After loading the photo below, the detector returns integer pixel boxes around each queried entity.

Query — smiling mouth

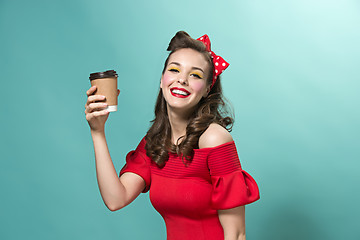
[170,88,191,98]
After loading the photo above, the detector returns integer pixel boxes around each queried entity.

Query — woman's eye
[169,68,179,72]
[191,73,202,79]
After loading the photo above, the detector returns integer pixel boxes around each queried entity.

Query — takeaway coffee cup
[89,70,118,112]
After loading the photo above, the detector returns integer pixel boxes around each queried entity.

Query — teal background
[1,0,359,239]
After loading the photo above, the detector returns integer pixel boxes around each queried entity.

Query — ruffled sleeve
[207,141,260,209]
[119,137,151,193]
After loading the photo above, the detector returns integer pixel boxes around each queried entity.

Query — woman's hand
[84,86,119,133]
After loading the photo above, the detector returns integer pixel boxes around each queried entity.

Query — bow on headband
[196,34,229,88]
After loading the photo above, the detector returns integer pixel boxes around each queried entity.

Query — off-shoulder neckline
[193,140,235,152]
[140,137,235,152]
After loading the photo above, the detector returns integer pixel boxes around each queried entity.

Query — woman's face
[160,48,211,114]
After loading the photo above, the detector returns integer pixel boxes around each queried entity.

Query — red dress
[120,137,260,240]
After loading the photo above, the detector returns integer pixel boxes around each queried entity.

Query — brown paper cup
[89,70,118,112]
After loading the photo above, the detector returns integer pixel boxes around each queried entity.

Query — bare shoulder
[199,123,233,149]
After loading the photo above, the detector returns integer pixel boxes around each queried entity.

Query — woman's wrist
[90,129,105,137]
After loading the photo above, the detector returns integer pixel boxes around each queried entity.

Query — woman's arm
[218,206,246,240]
[199,123,246,239]
[91,131,145,211]
[85,86,145,211]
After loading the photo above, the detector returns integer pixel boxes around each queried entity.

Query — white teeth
[172,89,189,96]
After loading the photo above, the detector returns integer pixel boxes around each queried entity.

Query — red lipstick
[170,87,191,98]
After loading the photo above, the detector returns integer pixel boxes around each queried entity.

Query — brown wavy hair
[145,31,234,166]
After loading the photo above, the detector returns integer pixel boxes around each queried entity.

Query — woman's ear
[203,85,211,98]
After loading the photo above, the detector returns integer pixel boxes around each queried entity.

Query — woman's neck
[167,107,192,145]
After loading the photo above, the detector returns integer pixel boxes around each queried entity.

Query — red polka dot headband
[197,34,229,88]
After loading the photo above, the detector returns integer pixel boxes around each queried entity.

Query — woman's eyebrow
[192,67,204,73]
[168,62,180,67]
[168,62,204,73]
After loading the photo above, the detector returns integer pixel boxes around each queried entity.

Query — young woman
[85,31,260,240]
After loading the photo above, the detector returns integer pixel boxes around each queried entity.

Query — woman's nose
[178,75,188,85]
